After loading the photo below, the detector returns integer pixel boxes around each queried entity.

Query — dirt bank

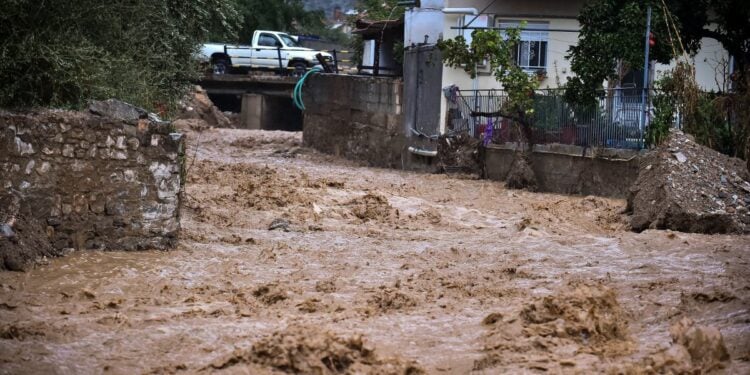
[0,197,60,271]
[628,130,750,234]
[0,128,748,373]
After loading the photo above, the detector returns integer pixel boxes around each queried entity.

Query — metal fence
[446,88,650,149]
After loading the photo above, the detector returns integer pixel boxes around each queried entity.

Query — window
[278,34,300,48]
[258,34,281,47]
[498,21,549,71]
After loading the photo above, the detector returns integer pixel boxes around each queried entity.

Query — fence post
[639,6,652,149]
[277,47,284,76]
[332,50,339,73]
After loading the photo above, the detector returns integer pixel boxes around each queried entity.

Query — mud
[505,152,537,191]
[0,128,748,374]
[209,324,424,374]
[628,129,750,234]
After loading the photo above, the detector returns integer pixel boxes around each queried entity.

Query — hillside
[303,0,357,18]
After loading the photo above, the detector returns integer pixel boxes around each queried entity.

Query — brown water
[1,129,748,374]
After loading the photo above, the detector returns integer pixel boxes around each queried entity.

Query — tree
[0,0,238,111]
[567,0,750,158]
[349,0,405,66]
[230,0,331,43]
[438,27,539,143]
[438,27,541,189]
[566,0,750,104]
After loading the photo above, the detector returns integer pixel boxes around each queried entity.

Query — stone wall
[484,143,642,198]
[0,108,183,252]
[302,74,406,168]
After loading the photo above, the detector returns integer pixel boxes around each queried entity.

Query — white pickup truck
[200,30,333,74]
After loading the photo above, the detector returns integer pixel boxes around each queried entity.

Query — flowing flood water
[1,129,748,374]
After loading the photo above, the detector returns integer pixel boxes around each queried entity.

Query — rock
[268,218,290,232]
[673,151,687,163]
[3,255,24,271]
[89,99,148,122]
[0,224,15,239]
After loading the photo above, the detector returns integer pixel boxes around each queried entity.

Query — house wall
[0,109,183,251]
[654,37,731,92]
[438,12,581,133]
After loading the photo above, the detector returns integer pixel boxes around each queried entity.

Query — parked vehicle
[200,30,333,74]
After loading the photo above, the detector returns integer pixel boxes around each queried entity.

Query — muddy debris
[367,287,417,313]
[625,318,731,374]
[176,85,231,128]
[505,153,537,191]
[628,129,750,233]
[474,283,632,372]
[0,197,59,271]
[268,218,291,232]
[437,132,481,175]
[209,324,424,374]
[346,193,398,222]
[252,283,290,305]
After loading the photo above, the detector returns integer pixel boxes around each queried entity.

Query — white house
[404,0,732,134]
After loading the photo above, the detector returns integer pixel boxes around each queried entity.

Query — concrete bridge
[196,74,302,131]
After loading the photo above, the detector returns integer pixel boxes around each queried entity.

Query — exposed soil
[0,128,748,374]
[505,152,538,191]
[0,196,60,271]
[176,86,232,128]
[437,133,481,175]
[628,129,750,233]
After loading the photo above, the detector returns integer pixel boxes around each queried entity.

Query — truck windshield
[279,34,301,48]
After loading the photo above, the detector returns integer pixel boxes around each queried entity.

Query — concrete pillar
[240,94,264,130]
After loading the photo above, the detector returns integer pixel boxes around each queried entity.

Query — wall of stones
[302,74,406,168]
[0,109,183,251]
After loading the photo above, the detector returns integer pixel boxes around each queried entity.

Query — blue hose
[293,67,322,111]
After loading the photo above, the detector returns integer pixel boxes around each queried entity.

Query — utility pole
[640,5,652,148]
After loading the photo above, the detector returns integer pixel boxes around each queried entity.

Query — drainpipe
[408,146,438,157]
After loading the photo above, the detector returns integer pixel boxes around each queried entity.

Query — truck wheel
[213,59,228,75]
[292,62,307,77]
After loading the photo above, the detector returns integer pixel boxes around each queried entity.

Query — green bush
[0,0,238,112]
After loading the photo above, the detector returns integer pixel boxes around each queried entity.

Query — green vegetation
[568,0,749,157]
[438,26,540,143]
[0,0,238,112]
[566,0,750,103]
[230,0,348,45]
[0,0,347,112]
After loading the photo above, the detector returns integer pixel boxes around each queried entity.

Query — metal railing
[447,88,651,149]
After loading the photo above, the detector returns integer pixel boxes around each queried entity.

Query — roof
[352,18,405,36]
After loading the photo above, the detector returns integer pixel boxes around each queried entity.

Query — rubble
[436,132,481,175]
[628,129,750,233]
[175,86,231,128]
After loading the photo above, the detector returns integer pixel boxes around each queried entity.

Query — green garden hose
[293,67,322,111]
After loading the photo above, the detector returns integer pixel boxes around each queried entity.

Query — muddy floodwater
[1,129,748,374]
